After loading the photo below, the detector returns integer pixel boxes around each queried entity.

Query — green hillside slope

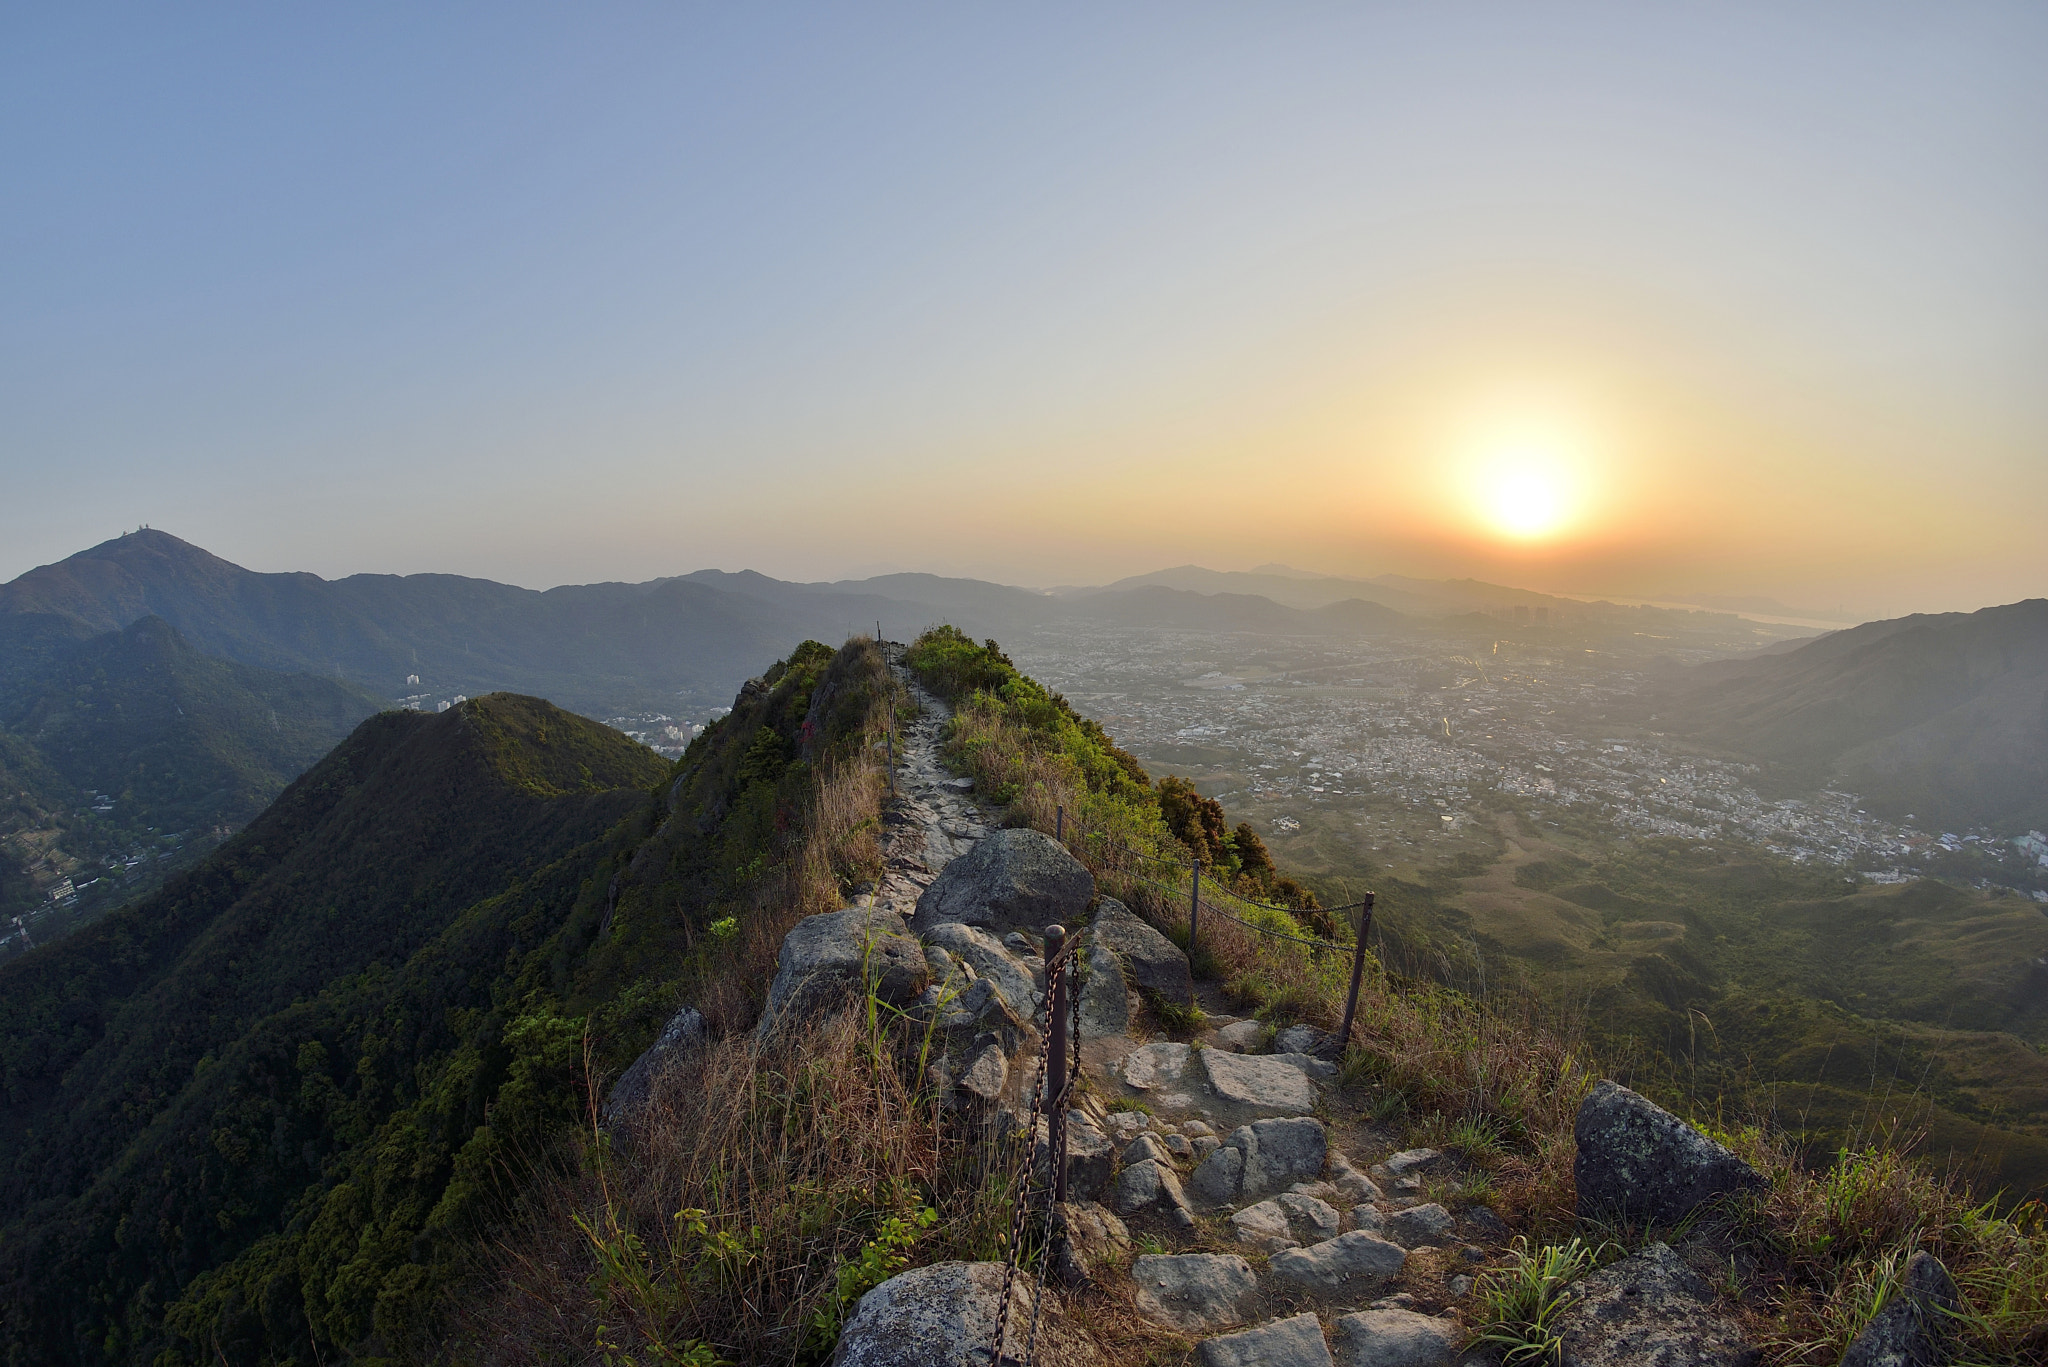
[0,636,889,1367]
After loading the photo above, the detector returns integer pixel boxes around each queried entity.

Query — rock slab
[1267,1231,1408,1297]
[1130,1253,1261,1333]
[909,828,1094,934]
[1201,1048,1319,1116]
[1331,1308,1463,1367]
[1555,1242,1758,1367]
[1197,1313,1336,1367]
[1573,1080,1766,1225]
[834,1260,1102,1366]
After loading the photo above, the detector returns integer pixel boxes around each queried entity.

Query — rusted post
[1056,805,1064,844]
[1338,893,1377,1049]
[1044,924,1070,1204]
[1187,859,1202,1006]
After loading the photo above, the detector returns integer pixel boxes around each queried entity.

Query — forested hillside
[0,616,382,940]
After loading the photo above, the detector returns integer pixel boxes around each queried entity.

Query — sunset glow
[1477,449,1576,542]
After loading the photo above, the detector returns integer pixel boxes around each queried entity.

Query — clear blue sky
[3,3,2043,615]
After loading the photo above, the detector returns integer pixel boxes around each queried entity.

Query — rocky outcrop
[1555,1242,1758,1367]
[921,921,1042,1018]
[1573,1081,1765,1225]
[1090,898,1192,1002]
[603,1004,704,1125]
[832,1260,1102,1366]
[760,907,929,1035]
[908,828,1094,934]
[1840,1250,1958,1367]
[1197,1313,1336,1367]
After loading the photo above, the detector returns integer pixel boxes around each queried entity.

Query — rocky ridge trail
[617,647,1953,1366]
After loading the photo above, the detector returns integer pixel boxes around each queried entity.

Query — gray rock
[1003,930,1038,956]
[1276,1023,1342,1058]
[1573,1080,1766,1226]
[833,1260,1103,1366]
[760,909,929,1035]
[1130,1253,1261,1333]
[1123,1133,1175,1168]
[1216,1019,1267,1051]
[1268,1231,1409,1296]
[1112,1158,1195,1226]
[1377,1149,1444,1179]
[1198,1313,1336,1367]
[956,1041,1008,1103]
[603,1004,705,1125]
[1050,1201,1130,1288]
[1077,942,1131,1039]
[1202,1049,1319,1115]
[1277,1192,1343,1242]
[1193,1134,1222,1160]
[1190,1145,1246,1206]
[1230,1199,1300,1250]
[921,922,1042,1018]
[1037,1110,1114,1201]
[1328,1152,1383,1205]
[933,976,1039,1061]
[1181,1119,1216,1139]
[1164,1133,1194,1160]
[940,776,975,792]
[1332,1307,1463,1367]
[1350,1205,1387,1234]
[909,828,1094,934]
[1447,1274,1473,1298]
[1237,1117,1330,1199]
[1555,1242,1758,1367]
[1840,1250,1958,1367]
[1384,1203,1456,1248]
[1120,1041,1192,1090]
[1091,897,1193,1002]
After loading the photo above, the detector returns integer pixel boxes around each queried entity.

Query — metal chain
[1020,932,1087,1365]
[989,932,1066,1366]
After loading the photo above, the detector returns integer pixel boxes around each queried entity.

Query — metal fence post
[1044,925,1069,1205]
[1338,892,1377,1049]
[1056,805,1064,844]
[1186,860,1202,1006]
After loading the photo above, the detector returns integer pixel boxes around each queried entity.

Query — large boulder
[833,1260,1102,1366]
[1077,943,1130,1039]
[760,908,929,1036]
[602,1004,705,1126]
[1555,1242,1757,1367]
[1840,1250,1957,1367]
[1573,1080,1765,1225]
[1090,898,1193,1002]
[909,828,1094,934]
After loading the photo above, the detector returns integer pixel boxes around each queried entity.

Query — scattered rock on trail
[1131,1252,1262,1333]
[1197,1313,1336,1367]
[1267,1230,1409,1297]
[1238,1117,1329,1200]
[1275,1023,1341,1058]
[1036,1111,1114,1202]
[1050,1201,1131,1288]
[1090,897,1193,1002]
[1555,1242,1758,1367]
[1120,1041,1192,1090]
[1331,1307,1463,1367]
[603,1004,704,1125]
[1840,1250,1957,1367]
[1200,1049,1319,1115]
[1112,1158,1196,1226]
[1232,1194,1340,1250]
[759,908,928,1036]
[1573,1080,1766,1225]
[921,921,1042,1017]
[1216,1019,1266,1051]
[908,828,1094,935]
[1383,1203,1456,1248]
[834,1260,1102,1367]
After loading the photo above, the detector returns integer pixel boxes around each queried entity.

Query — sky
[2,3,2043,618]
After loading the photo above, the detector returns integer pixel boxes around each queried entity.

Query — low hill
[0,618,383,942]
[1645,598,2048,828]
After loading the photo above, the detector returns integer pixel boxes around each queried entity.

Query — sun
[1478,448,1574,540]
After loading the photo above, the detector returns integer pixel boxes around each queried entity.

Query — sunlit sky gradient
[3,4,2043,618]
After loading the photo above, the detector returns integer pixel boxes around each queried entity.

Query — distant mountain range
[1646,598,2048,830]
